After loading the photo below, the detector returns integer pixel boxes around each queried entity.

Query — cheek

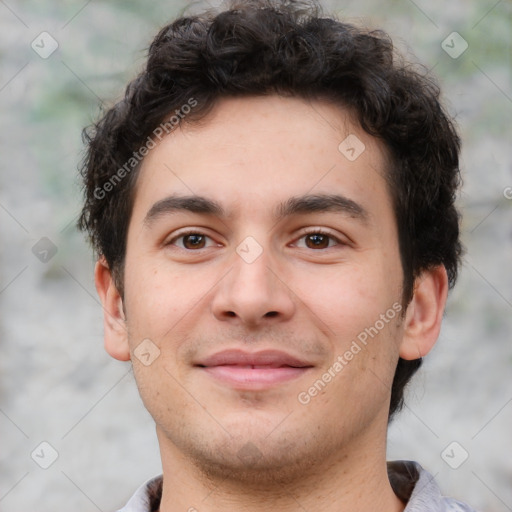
[293,260,403,391]
[122,257,220,351]
[293,262,389,338]
[123,260,181,338]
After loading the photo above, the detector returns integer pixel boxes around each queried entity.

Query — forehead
[131,95,391,222]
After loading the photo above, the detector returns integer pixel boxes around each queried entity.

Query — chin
[189,441,319,488]
[169,420,337,488]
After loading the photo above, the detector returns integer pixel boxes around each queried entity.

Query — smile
[200,365,312,388]
[195,349,314,389]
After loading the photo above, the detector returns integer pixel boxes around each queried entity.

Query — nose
[211,240,296,327]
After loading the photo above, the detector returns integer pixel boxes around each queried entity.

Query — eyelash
[166,228,344,250]
[167,230,219,250]
[293,228,343,249]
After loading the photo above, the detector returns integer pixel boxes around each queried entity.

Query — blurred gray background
[0,0,511,510]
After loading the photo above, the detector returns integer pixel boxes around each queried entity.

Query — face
[111,95,410,482]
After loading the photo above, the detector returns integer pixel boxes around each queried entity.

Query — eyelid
[292,228,347,248]
[164,229,220,249]
[163,227,348,250]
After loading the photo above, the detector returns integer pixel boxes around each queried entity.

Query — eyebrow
[143,193,369,227]
[144,195,225,226]
[275,194,369,224]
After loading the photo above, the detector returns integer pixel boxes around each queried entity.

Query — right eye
[166,231,217,250]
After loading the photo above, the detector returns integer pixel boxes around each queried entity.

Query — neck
[156,425,405,512]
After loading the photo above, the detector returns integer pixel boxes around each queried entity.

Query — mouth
[195,349,314,389]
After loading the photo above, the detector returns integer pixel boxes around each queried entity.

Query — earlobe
[399,266,449,360]
[94,257,131,361]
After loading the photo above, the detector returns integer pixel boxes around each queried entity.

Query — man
[78,0,476,510]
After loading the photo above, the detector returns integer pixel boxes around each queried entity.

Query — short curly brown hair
[78,0,462,420]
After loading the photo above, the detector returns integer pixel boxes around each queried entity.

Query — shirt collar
[116,460,476,512]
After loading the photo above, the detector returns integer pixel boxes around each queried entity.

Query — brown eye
[167,231,215,250]
[182,234,206,249]
[305,233,331,249]
[294,229,343,250]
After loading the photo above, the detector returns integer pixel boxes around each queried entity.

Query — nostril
[265,311,278,318]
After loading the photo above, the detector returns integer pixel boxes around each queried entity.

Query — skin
[95,95,448,511]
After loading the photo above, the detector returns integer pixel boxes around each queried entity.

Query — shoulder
[115,475,163,512]
[388,460,480,512]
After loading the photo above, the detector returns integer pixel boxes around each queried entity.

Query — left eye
[170,232,216,250]
[295,231,341,249]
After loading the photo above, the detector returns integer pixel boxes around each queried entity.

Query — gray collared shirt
[116,460,478,512]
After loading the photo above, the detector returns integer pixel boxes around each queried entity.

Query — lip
[197,349,313,368]
[195,349,314,389]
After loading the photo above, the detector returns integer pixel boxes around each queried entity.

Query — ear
[94,257,131,361]
[399,265,449,360]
